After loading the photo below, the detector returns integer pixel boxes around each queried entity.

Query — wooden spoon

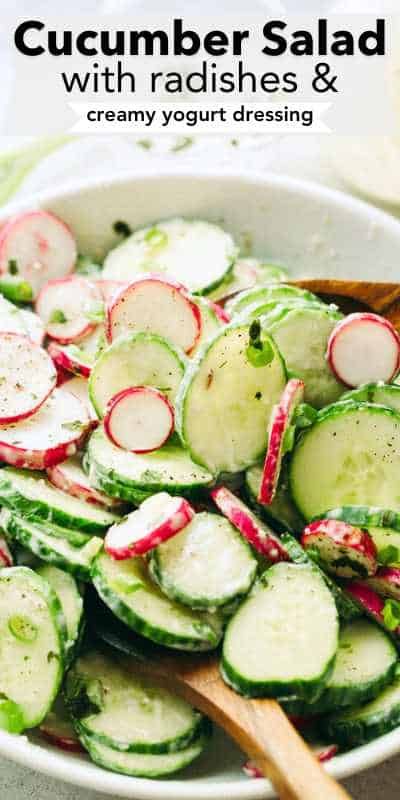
[292,278,400,328]
[128,648,351,800]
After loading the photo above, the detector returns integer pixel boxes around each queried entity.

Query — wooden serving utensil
[292,278,400,328]
[128,649,352,800]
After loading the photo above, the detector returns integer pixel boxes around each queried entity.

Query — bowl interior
[2,170,400,800]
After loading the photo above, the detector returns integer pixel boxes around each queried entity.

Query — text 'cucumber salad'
[0,208,400,779]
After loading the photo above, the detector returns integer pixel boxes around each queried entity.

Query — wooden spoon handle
[292,278,400,330]
[129,655,352,800]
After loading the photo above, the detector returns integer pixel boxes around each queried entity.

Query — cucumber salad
[1,209,400,780]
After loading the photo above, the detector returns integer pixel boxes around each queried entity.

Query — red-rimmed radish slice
[36,276,103,344]
[0,387,90,470]
[105,492,195,559]
[63,376,98,422]
[258,379,305,506]
[366,567,400,601]
[0,211,77,297]
[47,455,121,511]
[0,535,13,568]
[301,519,378,579]
[104,386,174,454]
[96,279,127,303]
[345,581,400,636]
[0,333,57,424]
[211,486,288,562]
[327,313,400,388]
[210,302,230,324]
[107,275,202,353]
[40,697,84,754]
[20,308,45,346]
[48,341,91,379]
[243,742,338,778]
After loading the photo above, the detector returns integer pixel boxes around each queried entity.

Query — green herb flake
[137,139,153,150]
[246,320,274,368]
[378,545,400,567]
[85,301,105,324]
[171,136,194,153]
[62,420,84,432]
[383,599,400,631]
[49,309,68,325]
[113,220,132,238]
[8,614,38,643]
[8,260,18,275]
[144,227,168,249]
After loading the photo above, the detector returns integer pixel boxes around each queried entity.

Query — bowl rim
[2,167,400,798]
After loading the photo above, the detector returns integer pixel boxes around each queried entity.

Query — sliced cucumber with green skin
[244,463,304,535]
[89,332,186,419]
[86,426,214,498]
[226,284,323,318]
[208,260,288,303]
[282,619,398,716]
[0,567,65,729]
[221,562,339,700]
[149,512,257,610]
[65,648,205,754]
[237,298,325,324]
[85,465,152,507]
[321,674,400,747]
[264,305,344,409]
[36,564,84,662]
[86,589,165,662]
[280,533,361,623]
[320,506,400,535]
[92,550,223,652]
[191,297,222,357]
[176,323,287,475]
[290,402,400,522]
[0,468,118,535]
[341,382,400,413]
[1,509,103,581]
[102,218,237,296]
[79,727,210,778]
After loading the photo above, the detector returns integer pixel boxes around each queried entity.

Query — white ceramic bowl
[1,169,400,799]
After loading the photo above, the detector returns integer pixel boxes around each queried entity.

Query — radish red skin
[104,386,175,454]
[211,486,288,562]
[301,519,378,578]
[259,379,305,506]
[47,460,120,510]
[0,537,13,568]
[40,729,84,753]
[105,496,195,559]
[366,567,400,602]
[106,275,202,353]
[48,341,92,379]
[210,302,230,324]
[345,581,400,636]
[0,332,57,425]
[326,313,400,388]
[36,276,102,345]
[0,429,89,470]
[243,742,338,777]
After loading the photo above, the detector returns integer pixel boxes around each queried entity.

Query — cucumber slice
[238,298,325,324]
[79,728,210,777]
[102,218,237,296]
[86,589,164,662]
[244,463,304,534]
[282,619,398,716]
[191,297,222,357]
[65,648,204,754]
[85,465,152,507]
[0,468,118,535]
[89,332,186,419]
[226,284,323,318]
[322,674,400,747]
[176,323,287,474]
[221,562,338,700]
[1,509,102,581]
[280,532,361,623]
[290,403,400,521]
[0,567,65,729]
[149,512,257,610]
[341,382,400,413]
[92,550,223,652]
[36,564,84,661]
[86,426,213,498]
[320,506,400,535]
[264,305,345,408]
[40,693,83,753]
[208,259,287,303]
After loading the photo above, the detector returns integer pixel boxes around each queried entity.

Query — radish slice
[47,454,122,510]
[210,302,230,324]
[258,379,305,506]
[105,492,195,559]
[48,326,105,379]
[0,535,13,568]
[107,275,202,354]
[63,376,98,422]
[36,276,103,344]
[301,519,378,579]
[40,697,84,754]
[104,386,174,454]
[0,211,77,297]
[0,333,56,424]
[243,742,337,778]
[345,581,400,636]
[0,295,26,336]
[327,313,400,388]
[0,387,90,469]
[211,486,288,562]
[20,308,45,346]
[366,567,400,601]
[96,279,127,304]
